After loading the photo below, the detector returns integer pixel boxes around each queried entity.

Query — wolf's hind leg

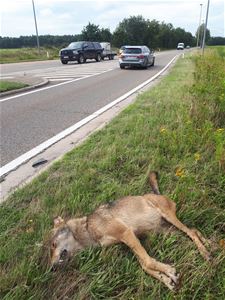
[107,220,180,290]
[159,210,211,261]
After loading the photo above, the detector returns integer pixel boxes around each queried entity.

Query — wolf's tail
[149,171,160,195]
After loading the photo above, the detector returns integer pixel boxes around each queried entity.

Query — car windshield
[124,48,142,54]
[67,42,83,49]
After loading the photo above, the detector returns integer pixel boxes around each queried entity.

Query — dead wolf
[50,172,211,290]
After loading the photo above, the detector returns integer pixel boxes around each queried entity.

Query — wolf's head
[50,216,84,268]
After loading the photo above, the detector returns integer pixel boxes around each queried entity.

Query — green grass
[209,45,225,58]
[0,47,59,63]
[0,80,28,92]
[0,49,225,299]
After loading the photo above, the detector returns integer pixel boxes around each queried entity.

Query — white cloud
[0,0,224,37]
[40,8,54,17]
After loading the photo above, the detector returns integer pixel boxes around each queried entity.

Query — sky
[1,0,224,38]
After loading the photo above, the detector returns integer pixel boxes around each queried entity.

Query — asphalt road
[1,50,180,166]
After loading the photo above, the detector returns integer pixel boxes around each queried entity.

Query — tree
[173,28,195,47]
[81,22,101,41]
[208,36,225,46]
[196,24,211,47]
[145,19,160,49]
[100,28,112,42]
[157,22,175,49]
[112,15,148,47]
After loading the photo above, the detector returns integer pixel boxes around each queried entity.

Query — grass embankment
[0,47,59,64]
[0,81,28,93]
[1,49,225,299]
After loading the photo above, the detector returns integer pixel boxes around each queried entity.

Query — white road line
[43,75,89,79]
[2,66,117,78]
[43,73,100,77]
[35,72,99,76]
[0,55,178,177]
[36,69,111,74]
[35,72,109,78]
[0,76,14,79]
[0,69,113,103]
[48,78,75,81]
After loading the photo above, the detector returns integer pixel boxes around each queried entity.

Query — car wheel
[78,54,85,64]
[61,60,68,65]
[150,57,155,67]
[120,65,125,69]
[142,59,148,69]
[96,54,101,62]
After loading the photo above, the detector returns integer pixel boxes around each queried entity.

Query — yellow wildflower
[216,128,224,133]
[175,167,185,177]
[194,153,201,161]
[160,127,167,133]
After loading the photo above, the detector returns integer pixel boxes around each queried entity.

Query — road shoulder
[0,56,178,202]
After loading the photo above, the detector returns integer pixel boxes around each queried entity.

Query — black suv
[59,41,103,64]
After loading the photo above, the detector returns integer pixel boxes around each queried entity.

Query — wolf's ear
[53,216,65,228]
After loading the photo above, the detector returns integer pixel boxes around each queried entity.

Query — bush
[190,48,225,170]
[190,50,225,127]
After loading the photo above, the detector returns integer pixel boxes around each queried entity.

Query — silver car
[119,45,155,69]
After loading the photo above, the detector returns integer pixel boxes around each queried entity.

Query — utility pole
[202,0,210,54]
[196,3,203,47]
[200,19,204,48]
[32,0,40,54]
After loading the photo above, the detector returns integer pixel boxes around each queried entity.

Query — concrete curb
[0,78,49,97]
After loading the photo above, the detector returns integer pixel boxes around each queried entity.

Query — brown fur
[49,172,211,290]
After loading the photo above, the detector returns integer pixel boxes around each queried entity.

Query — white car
[177,43,184,50]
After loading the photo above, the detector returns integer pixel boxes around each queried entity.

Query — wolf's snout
[50,249,69,270]
[60,249,68,260]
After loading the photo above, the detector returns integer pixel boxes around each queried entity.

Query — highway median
[1,48,224,299]
[0,80,28,93]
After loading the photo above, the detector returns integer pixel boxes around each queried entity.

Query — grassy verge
[0,47,59,63]
[0,49,225,299]
[0,80,28,92]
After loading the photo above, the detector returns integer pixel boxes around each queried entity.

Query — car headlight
[73,50,78,54]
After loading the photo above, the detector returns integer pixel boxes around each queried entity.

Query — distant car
[186,45,190,49]
[119,45,155,69]
[177,43,184,50]
[59,41,103,64]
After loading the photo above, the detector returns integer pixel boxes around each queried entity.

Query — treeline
[0,15,222,50]
[208,36,225,46]
[0,35,82,49]
[112,16,195,49]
